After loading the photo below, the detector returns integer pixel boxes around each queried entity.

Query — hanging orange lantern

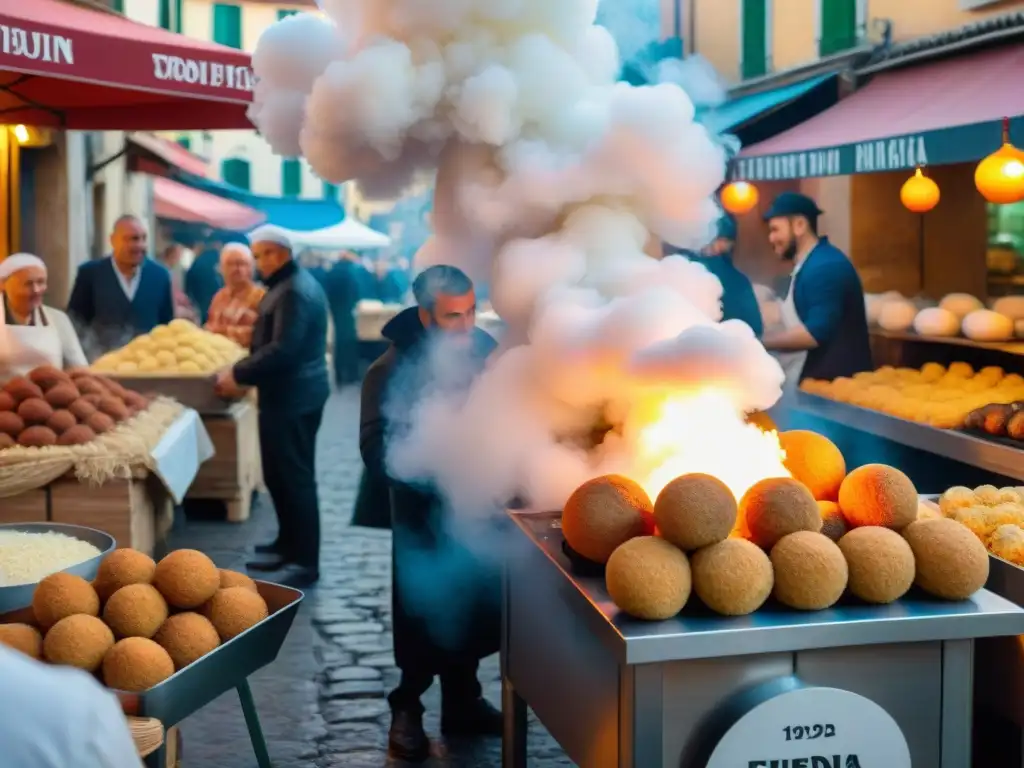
[900,168,940,213]
[720,181,759,214]
[975,117,1024,204]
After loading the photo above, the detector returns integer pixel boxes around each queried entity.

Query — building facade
[663,0,1020,85]
[117,0,340,201]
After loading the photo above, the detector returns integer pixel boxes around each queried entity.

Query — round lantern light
[975,117,1024,205]
[720,181,759,214]
[900,168,940,213]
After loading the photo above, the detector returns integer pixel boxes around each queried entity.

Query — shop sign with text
[732,134,930,181]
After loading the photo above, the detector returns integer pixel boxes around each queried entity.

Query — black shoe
[246,555,288,572]
[441,697,503,737]
[274,564,319,589]
[389,709,431,762]
[253,541,282,556]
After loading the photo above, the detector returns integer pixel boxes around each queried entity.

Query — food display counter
[774,391,1024,485]
[501,510,1024,768]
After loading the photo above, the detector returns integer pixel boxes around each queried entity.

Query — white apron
[774,257,809,390]
[1,307,64,380]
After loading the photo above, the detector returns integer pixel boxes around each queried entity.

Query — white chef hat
[221,242,253,261]
[247,224,293,252]
[0,253,46,282]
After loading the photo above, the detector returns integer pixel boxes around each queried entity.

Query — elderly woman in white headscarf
[0,253,87,379]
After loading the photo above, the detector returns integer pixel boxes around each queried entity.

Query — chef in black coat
[359,264,501,762]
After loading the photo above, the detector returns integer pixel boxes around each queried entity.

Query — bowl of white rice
[0,523,115,615]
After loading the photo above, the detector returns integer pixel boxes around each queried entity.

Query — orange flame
[629,389,789,502]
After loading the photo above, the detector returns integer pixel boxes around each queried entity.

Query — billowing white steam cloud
[250,2,785,513]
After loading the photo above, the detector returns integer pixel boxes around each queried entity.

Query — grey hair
[412,265,473,312]
[112,214,143,232]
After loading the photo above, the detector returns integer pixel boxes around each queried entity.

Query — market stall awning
[278,219,391,251]
[128,133,209,177]
[698,74,836,136]
[153,177,265,231]
[733,44,1024,182]
[0,0,253,130]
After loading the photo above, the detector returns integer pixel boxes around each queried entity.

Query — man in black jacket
[360,265,502,762]
[216,225,330,589]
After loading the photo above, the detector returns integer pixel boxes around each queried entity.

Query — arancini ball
[206,587,270,641]
[818,501,849,542]
[153,612,221,670]
[605,537,691,621]
[102,637,175,692]
[838,464,919,530]
[0,623,43,659]
[103,584,169,639]
[43,614,114,672]
[17,425,57,447]
[58,424,97,446]
[17,398,53,426]
[0,433,13,449]
[779,430,847,501]
[85,411,115,435]
[219,569,258,592]
[97,396,129,422]
[654,473,737,551]
[32,572,100,630]
[562,474,655,564]
[67,398,97,421]
[771,531,849,610]
[902,518,989,600]
[0,411,25,437]
[838,527,915,604]
[94,548,156,602]
[29,365,70,390]
[745,410,777,433]
[4,376,43,403]
[740,477,821,550]
[691,538,773,616]
[44,383,79,409]
[46,409,77,434]
[153,549,220,609]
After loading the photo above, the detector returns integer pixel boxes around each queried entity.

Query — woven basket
[128,715,164,758]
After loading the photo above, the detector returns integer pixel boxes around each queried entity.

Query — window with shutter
[177,136,191,151]
[741,0,768,80]
[173,0,183,32]
[819,0,858,56]
[282,159,302,197]
[277,9,298,21]
[110,0,123,11]
[159,0,171,30]
[212,4,243,49]
[222,158,251,191]
[323,181,339,199]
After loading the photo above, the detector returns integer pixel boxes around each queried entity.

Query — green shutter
[819,0,857,56]
[158,0,171,29]
[741,0,767,79]
[212,3,243,49]
[110,0,123,12]
[282,159,302,197]
[222,158,251,191]
[177,136,191,151]
[277,9,298,20]
[173,0,183,32]
[322,180,339,199]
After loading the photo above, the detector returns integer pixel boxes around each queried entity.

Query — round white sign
[706,686,911,768]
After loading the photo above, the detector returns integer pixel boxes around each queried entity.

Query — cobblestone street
[168,386,573,767]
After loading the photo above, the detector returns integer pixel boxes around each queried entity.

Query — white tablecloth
[148,408,214,503]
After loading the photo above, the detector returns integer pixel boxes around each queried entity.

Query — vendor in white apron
[760,193,872,389]
[0,253,88,382]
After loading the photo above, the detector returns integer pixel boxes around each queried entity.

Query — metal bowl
[0,522,116,615]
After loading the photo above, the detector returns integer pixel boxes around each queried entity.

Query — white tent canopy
[278,218,391,250]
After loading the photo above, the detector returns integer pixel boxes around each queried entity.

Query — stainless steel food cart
[502,511,1024,768]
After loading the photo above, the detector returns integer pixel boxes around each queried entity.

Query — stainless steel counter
[502,510,1024,768]
[775,391,1024,483]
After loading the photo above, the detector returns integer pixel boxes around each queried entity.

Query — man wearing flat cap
[216,224,330,588]
[760,192,872,387]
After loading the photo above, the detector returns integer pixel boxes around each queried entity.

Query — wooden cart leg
[502,674,527,768]
[237,680,273,768]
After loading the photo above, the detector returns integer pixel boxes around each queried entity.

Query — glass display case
[987,201,1024,297]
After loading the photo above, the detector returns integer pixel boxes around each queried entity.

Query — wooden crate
[49,473,167,556]
[0,488,49,525]
[186,400,260,522]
